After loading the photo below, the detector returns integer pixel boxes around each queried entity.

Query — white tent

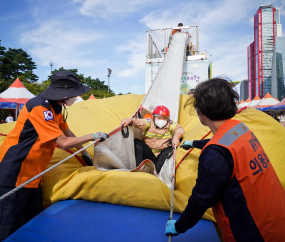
[0,78,35,119]
[248,96,261,107]
[255,93,279,107]
[238,100,245,108]
[243,98,251,107]
[0,78,35,104]
[74,96,84,103]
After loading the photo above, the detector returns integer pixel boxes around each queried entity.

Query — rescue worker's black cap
[40,71,90,100]
[188,89,195,95]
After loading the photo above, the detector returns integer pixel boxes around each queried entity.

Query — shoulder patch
[42,99,51,109]
[43,111,54,121]
[169,120,173,124]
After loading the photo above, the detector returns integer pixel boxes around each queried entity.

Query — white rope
[0,139,99,202]
[168,145,176,242]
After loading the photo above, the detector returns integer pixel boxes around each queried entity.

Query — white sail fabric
[93,33,188,188]
[142,33,188,122]
[93,126,137,171]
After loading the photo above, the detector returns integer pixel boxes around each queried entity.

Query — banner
[19,104,24,112]
[0,102,17,109]
[181,59,209,95]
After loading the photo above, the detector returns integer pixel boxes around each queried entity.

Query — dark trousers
[0,185,44,240]
[134,139,173,173]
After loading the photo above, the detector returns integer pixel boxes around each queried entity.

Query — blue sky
[0,0,285,94]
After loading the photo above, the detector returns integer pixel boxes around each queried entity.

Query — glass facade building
[240,80,248,101]
[247,42,255,99]
[271,37,285,100]
[253,5,279,98]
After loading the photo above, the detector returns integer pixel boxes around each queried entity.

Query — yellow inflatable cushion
[0,94,284,224]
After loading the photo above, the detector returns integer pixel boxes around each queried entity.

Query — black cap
[40,71,90,100]
[178,23,183,26]
[188,89,195,95]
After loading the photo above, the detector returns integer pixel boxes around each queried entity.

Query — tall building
[271,37,285,100]
[254,5,279,98]
[247,42,255,99]
[240,79,248,101]
[247,5,281,99]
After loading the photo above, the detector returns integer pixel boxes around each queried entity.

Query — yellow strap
[145,131,172,139]
[170,122,177,134]
[151,148,162,153]
[144,119,150,132]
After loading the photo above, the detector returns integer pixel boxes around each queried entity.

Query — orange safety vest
[201,119,285,242]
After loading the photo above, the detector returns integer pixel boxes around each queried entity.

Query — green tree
[49,67,115,99]
[3,48,38,82]
[0,41,38,92]
[18,75,50,96]
[0,40,9,92]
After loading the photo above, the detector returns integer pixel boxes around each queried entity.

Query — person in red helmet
[121,105,185,173]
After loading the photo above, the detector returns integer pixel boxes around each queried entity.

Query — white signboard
[181,60,209,94]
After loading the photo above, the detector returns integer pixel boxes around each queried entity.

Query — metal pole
[164,29,166,55]
[50,62,53,74]
[15,104,18,121]
[107,68,112,93]
[168,146,177,242]
[146,31,149,59]
[108,75,110,93]
[196,26,199,54]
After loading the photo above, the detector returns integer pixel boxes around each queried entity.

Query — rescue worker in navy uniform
[0,71,108,240]
[165,77,285,241]
[121,106,184,173]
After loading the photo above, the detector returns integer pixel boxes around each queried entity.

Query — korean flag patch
[43,111,54,121]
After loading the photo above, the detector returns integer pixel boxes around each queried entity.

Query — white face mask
[155,119,168,129]
[64,97,76,106]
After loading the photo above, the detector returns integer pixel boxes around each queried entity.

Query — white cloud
[210,35,252,81]
[76,0,158,19]
[276,1,285,15]
[117,35,146,77]
[139,0,282,82]
[20,20,105,69]
[249,17,254,26]
[140,0,251,30]
[131,85,144,89]
[114,0,284,85]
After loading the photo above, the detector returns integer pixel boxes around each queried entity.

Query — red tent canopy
[0,78,35,104]
[0,97,11,103]
[88,94,96,100]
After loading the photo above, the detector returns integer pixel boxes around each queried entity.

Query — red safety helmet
[153,106,170,118]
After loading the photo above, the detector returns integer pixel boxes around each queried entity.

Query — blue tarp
[19,104,24,112]
[256,105,285,112]
[256,106,271,112]
[5,200,220,242]
[0,102,17,109]
[271,104,285,111]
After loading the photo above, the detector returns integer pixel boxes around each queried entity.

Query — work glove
[165,220,179,237]
[180,140,194,150]
[92,132,109,142]
[82,153,93,166]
